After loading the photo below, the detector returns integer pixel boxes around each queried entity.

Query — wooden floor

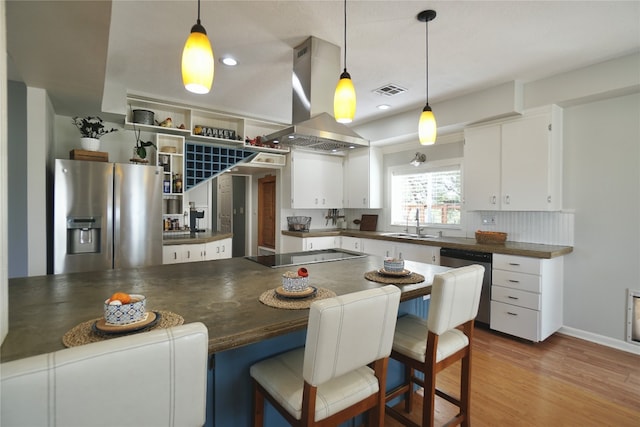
[385,326,640,426]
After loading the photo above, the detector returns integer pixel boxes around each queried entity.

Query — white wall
[1,0,9,344]
[562,93,640,343]
[25,88,51,276]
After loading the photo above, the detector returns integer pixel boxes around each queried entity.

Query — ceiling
[6,1,640,130]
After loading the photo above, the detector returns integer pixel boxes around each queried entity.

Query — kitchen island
[1,254,448,426]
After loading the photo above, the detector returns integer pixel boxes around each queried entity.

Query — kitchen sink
[381,232,439,239]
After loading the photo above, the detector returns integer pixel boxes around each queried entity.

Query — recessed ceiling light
[377,104,391,110]
[220,57,238,66]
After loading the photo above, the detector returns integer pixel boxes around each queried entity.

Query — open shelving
[125,95,290,153]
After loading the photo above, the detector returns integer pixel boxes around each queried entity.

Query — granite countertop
[163,230,233,245]
[282,229,573,259]
[0,255,446,363]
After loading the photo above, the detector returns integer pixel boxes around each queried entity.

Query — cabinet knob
[505,195,511,204]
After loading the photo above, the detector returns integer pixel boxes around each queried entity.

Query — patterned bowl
[282,272,309,292]
[384,258,405,272]
[104,294,146,325]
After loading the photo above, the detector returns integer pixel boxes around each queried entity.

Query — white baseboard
[558,326,640,355]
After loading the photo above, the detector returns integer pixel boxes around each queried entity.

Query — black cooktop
[245,249,366,268]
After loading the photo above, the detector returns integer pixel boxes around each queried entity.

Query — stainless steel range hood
[264,37,369,151]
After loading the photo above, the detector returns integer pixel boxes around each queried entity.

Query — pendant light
[334,0,356,124]
[418,10,437,145]
[182,0,214,94]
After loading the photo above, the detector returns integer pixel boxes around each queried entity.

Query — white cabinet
[286,150,344,208]
[163,238,232,264]
[361,238,439,265]
[163,244,203,264]
[340,236,362,253]
[204,238,232,261]
[463,125,501,210]
[344,148,382,208]
[490,254,563,342]
[396,242,440,265]
[361,238,395,258]
[463,105,563,211]
[280,235,339,253]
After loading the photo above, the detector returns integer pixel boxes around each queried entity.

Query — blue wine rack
[185,142,257,190]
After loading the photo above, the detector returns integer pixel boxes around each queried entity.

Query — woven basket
[475,231,507,244]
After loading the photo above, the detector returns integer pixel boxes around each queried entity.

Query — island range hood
[263,37,369,151]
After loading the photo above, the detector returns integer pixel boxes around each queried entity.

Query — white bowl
[384,258,405,272]
[104,294,146,325]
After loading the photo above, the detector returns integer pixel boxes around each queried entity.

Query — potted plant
[72,116,118,151]
[133,128,157,160]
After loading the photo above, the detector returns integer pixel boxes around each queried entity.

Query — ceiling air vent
[373,84,407,97]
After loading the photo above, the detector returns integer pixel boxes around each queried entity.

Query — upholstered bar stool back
[385,265,484,427]
[250,285,401,427]
[1,322,209,427]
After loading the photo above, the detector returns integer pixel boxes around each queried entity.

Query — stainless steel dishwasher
[439,248,492,325]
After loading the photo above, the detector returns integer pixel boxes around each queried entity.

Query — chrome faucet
[415,208,422,235]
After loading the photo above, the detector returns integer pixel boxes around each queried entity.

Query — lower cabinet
[162,238,232,264]
[361,238,439,265]
[203,238,232,261]
[396,242,440,265]
[340,236,362,253]
[163,244,203,264]
[490,254,563,342]
[281,235,339,253]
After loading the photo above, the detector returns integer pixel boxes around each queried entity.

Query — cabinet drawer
[493,254,541,275]
[492,285,540,310]
[492,269,541,293]
[490,301,539,342]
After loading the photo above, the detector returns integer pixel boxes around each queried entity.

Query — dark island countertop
[282,229,573,259]
[1,255,447,363]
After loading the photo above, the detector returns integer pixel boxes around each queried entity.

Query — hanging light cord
[343,0,347,72]
[424,16,429,105]
[197,0,201,25]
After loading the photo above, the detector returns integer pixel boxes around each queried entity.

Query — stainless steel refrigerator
[54,159,163,274]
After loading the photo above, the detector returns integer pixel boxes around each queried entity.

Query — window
[391,162,461,227]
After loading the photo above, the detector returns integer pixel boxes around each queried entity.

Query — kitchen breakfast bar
[1,253,449,426]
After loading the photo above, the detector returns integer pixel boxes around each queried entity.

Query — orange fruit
[109,292,131,304]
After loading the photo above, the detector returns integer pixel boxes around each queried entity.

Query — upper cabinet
[125,96,288,153]
[284,150,344,209]
[463,105,563,211]
[344,147,382,209]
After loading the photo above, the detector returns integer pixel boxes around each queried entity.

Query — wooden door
[258,175,276,249]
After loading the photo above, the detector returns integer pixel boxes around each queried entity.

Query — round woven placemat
[62,310,184,348]
[259,287,337,310]
[364,270,425,285]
